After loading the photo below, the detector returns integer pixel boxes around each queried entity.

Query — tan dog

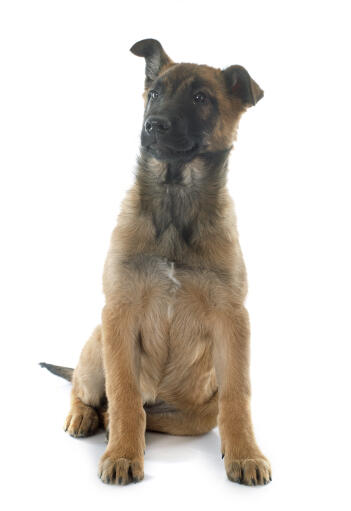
[41,39,271,486]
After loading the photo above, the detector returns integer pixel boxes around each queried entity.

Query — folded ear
[222,65,263,107]
[130,39,173,87]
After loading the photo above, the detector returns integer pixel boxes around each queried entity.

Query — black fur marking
[181,224,193,245]
[137,148,231,245]
[222,65,263,106]
[130,39,172,87]
[138,331,147,355]
[141,67,219,162]
[164,162,184,185]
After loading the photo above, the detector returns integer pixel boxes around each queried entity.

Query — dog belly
[157,313,218,407]
[134,256,181,404]
[140,342,217,407]
[118,254,224,406]
[134,258,218,407]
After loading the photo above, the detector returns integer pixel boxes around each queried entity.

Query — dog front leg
[213,306,271,486]
[98,305,145,485]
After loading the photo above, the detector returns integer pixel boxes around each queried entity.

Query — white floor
[5,363,348,511]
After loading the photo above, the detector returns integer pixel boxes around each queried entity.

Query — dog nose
[144,116,171,134]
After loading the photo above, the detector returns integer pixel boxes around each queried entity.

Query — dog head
[130,39,263,163]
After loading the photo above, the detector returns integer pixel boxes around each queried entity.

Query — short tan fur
[42,39,271,487]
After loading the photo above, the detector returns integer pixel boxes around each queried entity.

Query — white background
[1,1,350,510]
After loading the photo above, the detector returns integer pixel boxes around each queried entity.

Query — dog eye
[193,92,207,104]
[149,90,159,100]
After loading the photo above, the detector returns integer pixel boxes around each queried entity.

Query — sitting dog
[41,38,271,486]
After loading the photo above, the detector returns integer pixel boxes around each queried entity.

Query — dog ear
[222,65,263,107]
[130,39,173,86]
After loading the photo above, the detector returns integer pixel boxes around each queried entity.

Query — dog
[41,38,271,486]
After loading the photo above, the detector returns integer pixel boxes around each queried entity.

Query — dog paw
[224,457,271,486]
[98,453,144,485]
[64,406,99,438]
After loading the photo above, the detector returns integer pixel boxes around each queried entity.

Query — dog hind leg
[145,392,218,436]
[65,325,105,437]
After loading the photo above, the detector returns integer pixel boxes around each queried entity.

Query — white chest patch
[165,261,180,319]
[167,262,181,287]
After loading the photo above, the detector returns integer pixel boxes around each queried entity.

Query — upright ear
[222,65,263,107]
[130,39,173,87]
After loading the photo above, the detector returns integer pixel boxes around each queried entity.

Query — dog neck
[136,148,232,243]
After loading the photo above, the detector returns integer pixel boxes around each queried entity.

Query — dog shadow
[145,428,220,463]
[83,427,221,466]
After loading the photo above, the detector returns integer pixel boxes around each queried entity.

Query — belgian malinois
[41,39,271,486]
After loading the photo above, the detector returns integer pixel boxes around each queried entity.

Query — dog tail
[39,362,74,382]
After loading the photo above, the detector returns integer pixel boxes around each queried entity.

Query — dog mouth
[173,144,198,155]
[145,141,199,161]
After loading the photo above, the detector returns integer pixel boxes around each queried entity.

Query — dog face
[131,39,263,162]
